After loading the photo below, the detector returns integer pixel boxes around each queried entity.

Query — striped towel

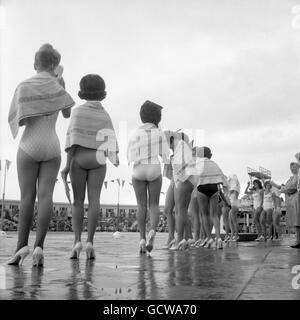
[195,158,228,186]
[127,123,170,164]
[65,101,119,160]
[8,72,75,138]
[172,140,195,184]
[228,174,240,194]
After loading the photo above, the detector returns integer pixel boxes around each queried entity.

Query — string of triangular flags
[104,178,133,189]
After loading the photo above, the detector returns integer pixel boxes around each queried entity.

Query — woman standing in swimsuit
[245,180,264,241]
[261,181,275,240]
[61,74,119,259]
[195,147,229,249]
[127,101,170,254]
[228,174,241,242]
[7,44,74,266]
[221,183,231,243]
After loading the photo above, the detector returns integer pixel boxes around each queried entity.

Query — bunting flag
[117,178,120,186]
[104,181,108,189]
[122,180,125,188]
[111,180,115,183]
[6,160,12,171]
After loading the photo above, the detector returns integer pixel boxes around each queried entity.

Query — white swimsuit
[19,112,61,161]
[229,192,240,207]
[263,192,273,210]
[252,192,262,210]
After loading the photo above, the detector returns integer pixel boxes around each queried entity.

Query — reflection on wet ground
[0,232,300,300]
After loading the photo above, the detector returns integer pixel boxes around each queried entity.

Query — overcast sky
[1,0,300,205]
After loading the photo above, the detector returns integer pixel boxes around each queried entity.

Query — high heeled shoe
[216,238,223,249]
[199,237,209,247]
[204,238,215,248]
[32,247,44,267]
[7,246,30,266]
[146,230,156,253]
[170,239,188,251]
[162,239,175,249]
[86,242,96,260]
[70,242,83,259]
[139,239,146,254]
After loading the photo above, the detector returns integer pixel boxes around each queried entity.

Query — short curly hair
[34,43,61,71]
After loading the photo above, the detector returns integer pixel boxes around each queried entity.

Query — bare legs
[174,180,194,243]
[132,175,162,244]
[70,160,87,244]
[34,156,61,249]
[16,148,60,251]
[229,206,239,239]
[222,205,230,236]
[16,149,39,251]
[264,209,273,239]
[273,207,282,239]
[253,207,263,238]
[70,160,106,244]
[164,182,175,245]
[86,166,106,243]
[188,196,200,242]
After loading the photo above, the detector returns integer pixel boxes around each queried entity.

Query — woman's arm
[244,182,252,195]
[218,185,230,207]
[61,146,76,180]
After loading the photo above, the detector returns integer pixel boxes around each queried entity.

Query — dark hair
[140,100,163,127]
[78,74,106,101]
[253,179,263,190]
[264,180,271,188]
[198,146,212,159]
[34,43,61,71]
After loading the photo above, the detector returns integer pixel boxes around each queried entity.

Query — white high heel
[169,239,188,251]
[216,238,223,249]
[162,239,176,249]
[139,239,146,254]
[70,242,83,259]
[32,247,44,267]
[7,246,30,266]
[146,230,156,253]
[86,242,96,260]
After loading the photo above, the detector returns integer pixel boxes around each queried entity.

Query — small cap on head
[78,74,106,101]
[140,100,163,127]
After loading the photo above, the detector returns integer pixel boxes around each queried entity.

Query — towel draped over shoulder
[127,123,170,164]
[65,101,119,157]
[8,72,75,138]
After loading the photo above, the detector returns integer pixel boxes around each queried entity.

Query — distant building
[1,197,288,234]
[0,199,165,221]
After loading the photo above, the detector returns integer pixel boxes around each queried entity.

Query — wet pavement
[0,232,300,300]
